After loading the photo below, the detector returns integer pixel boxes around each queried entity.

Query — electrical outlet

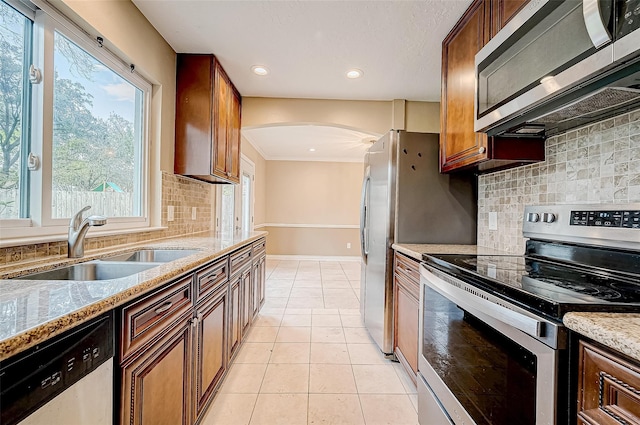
[191,207,197,221]
[347,243,351,249]
[167,205,174,222]
[488,211,498,231]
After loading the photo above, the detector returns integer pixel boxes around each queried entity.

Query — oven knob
[542,213,556,223]
[527,212,540,222]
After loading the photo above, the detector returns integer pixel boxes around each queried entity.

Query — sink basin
[15,261,158,281]
[100,249,200,263]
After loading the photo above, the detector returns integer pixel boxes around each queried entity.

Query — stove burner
[610,281,640,293]
[531,276,622,300]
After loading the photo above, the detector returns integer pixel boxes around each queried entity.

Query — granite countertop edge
[0,231,267,361]
[564,312,640,362]
[392,243,512,260]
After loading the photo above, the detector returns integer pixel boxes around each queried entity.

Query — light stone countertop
[392,243,511,261]
[0,231,267,361]
[564,312,640,362]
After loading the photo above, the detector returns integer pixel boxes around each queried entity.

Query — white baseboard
[267,255,361,262]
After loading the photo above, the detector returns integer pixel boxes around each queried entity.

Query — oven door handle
[420,265,544,338]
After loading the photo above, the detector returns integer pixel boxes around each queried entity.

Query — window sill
[0,226,168,249]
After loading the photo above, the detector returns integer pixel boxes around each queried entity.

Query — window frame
[0,0,152,241]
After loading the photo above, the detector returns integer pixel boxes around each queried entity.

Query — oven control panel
[523,204,640,250]
[570,210,640,228]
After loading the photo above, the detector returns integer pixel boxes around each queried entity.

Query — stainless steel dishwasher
[0,312,114,425]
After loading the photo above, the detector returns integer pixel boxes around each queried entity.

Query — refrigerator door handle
[360,166,371,263]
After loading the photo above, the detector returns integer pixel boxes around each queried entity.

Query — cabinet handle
[478,147,486,154]
[191,317,199,327]
[154,301,173,315]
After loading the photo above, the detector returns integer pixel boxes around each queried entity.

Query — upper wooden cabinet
[489,0,529,37]
[440,0,544,173]
[440,0,490,173]
[175,54,241,184]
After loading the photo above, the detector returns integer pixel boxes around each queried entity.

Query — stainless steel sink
[100,249,200,263]
[15,261,158,281]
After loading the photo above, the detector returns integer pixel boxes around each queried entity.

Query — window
[0,1,31,220]
[0,0,150,239]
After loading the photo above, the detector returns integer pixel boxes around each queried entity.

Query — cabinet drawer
[252,238,266,256]
[578,340,640,425]
[394,253,420,284]
[120,275,193,362]
[394,271,420,301]
[195,257,228,302]
[230,246,252,276]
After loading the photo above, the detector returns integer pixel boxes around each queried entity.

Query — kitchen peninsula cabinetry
[393,252,420,383]
[440,0,543,173]
[175,54,242,184]
[119,237,267,425]
[252,238,267,318]
[577,340,640,425]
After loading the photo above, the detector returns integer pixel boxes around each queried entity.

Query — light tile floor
[201,259,418,425]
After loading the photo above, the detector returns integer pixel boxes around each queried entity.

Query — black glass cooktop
[423,253,640,319]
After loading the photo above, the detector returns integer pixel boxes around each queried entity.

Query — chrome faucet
[68,206,107,258]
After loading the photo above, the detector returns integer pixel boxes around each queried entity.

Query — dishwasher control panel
[0,312,114,425]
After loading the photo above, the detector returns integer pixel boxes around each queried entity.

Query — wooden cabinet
[578,340,640,425]
[440,0,544,173]
[393,252,420,383]
[252,239,267,319]
[228,277,242,360]
[175,54,241,184]
[120,275,193,362]
[240,267,252,336]
[118,239,266,425]
[121,317,192,425]
[440,0,489,173]
[490,0,529,37]
[192,284,228,422]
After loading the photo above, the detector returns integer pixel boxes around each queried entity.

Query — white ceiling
[243,125,380,162]
[133,0,472,160]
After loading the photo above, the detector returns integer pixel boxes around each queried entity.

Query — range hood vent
[530,87,640,125]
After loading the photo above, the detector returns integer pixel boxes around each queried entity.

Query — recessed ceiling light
[309,148,316,152]
[346,69,363,79]
[251,65,269,76]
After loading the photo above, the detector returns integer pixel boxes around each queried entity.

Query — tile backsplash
[478,108,640,254]
[0,172,213,265]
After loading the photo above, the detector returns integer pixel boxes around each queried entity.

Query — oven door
[418,264,564,425]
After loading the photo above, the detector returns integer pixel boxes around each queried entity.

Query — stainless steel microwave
[475,0,640,137]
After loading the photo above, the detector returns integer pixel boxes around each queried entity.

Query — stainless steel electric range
[418,204,640,425]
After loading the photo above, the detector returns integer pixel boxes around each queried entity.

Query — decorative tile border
[478,108,640,254]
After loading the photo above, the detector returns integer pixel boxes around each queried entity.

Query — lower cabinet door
[241,268,252,336]
[258,256,266,308]
[252,262,260,319]
[121,318,192,425]
[229,277,241,360]
[193,286,228,421]
[394,275,419,380]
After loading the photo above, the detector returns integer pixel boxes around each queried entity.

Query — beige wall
[243,97,440,134]
[263,160,362,257]
[265,227,360,257]
[265,161,362,224]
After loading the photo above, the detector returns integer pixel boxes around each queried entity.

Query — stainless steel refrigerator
[360,130,477,355]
